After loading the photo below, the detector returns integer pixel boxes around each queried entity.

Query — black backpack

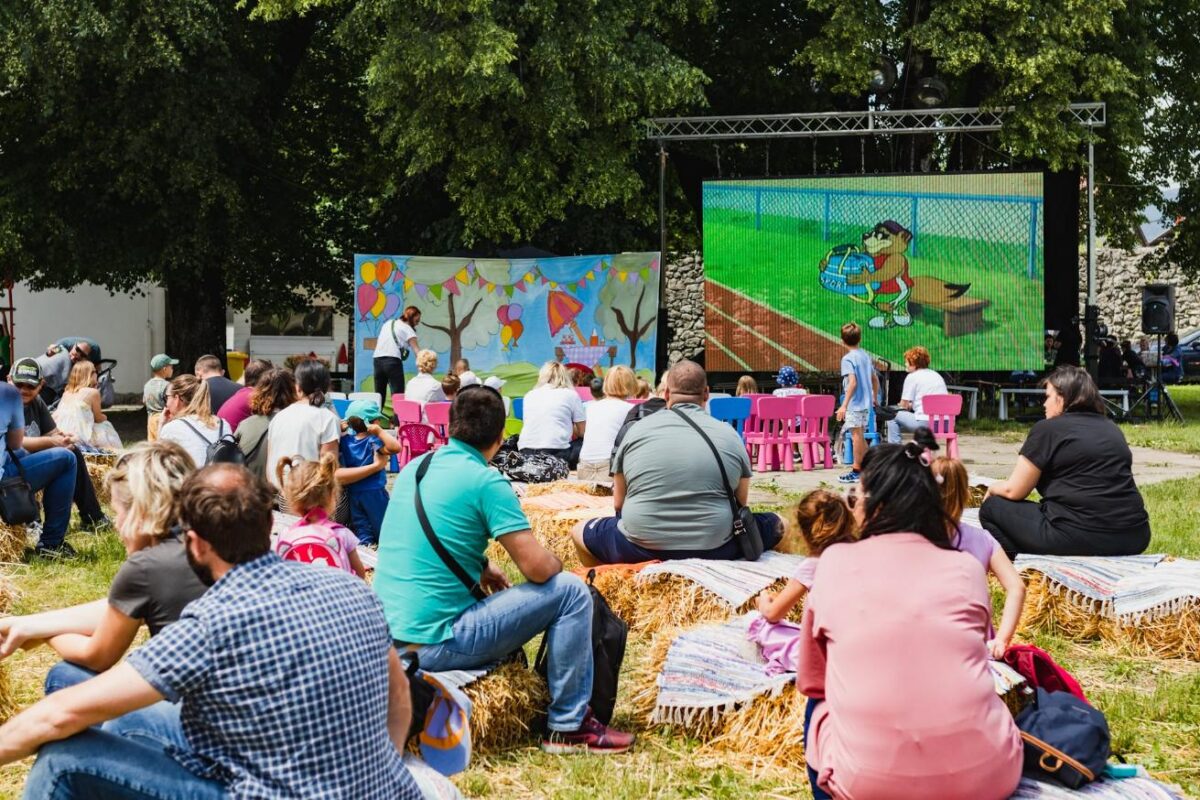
[1016,688,1111,788]
[535,569,627,725]
[180,419,244,466]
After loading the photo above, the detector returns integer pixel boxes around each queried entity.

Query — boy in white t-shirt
[886,345,947,443]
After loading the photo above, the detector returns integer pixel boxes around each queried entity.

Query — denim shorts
[582,513,782,564]
[843,408,869,429]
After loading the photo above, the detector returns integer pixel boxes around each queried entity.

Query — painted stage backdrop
[353,253,661,395]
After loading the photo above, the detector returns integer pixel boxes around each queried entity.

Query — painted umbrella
[547,290,587,342]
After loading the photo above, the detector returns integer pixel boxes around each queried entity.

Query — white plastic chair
[328,391,348,401]
[348,391,382,407]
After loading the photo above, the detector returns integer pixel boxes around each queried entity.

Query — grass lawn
[0,428,1198,796]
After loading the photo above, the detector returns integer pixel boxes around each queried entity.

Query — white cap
[484,376,506,390]
[458,370,480,387]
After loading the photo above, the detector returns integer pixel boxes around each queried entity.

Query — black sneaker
[34,542,77,560]
[81,515,112,533]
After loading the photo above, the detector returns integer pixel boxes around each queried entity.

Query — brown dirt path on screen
[704,280,846,372]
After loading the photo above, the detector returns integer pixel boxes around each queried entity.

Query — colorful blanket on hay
[1011,776,1183,799]
[1013,554,1167,614]
[1113,558,1200,624]
[635,551,805,609]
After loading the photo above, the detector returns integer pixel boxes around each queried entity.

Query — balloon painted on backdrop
[357,283,379,319]
[376,259,394,285]
[508,303,523,321]
[360,261,377,286]
[371,290,388,318]
[500,325,513,348]
[509,319,524,346]
[497,305,510,326]
[383,293,401,319]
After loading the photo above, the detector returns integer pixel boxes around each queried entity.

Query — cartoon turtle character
[845,220,972,329]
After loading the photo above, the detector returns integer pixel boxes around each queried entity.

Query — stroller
[45,357,118,411]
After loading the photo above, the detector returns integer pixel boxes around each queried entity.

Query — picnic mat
[1011,776,1183,799]
[1114,558,1200,623]
[635,551,805,610]
[1014,554,1168,614]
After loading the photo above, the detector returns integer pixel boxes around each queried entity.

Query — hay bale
[0,662,16,725]
[460,662,549,753]
[586,564,650,626]
[86,460,114,508]
[522,480,612,498]
[1017,574,1111,640]
[1108,602,1200,661]
[705,684,807,763]
[0,523,27,565]
[630,574,797,633]
[0,574,17,614]
[629,625,685,729]
[967,484,989,508]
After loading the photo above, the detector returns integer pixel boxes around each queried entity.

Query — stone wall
[1082,247,1200,340]
[664,252,705,365]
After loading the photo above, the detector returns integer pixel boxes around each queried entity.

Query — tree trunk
[165,268,228,374]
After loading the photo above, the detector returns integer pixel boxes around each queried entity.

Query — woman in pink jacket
[798,432,1022,800]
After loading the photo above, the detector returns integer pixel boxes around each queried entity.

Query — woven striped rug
[1011,776,1183,799]
[1113,558,1200,624]
[636,551,805,609]
[1013,554,1167,614]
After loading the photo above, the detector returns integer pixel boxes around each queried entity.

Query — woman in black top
[980,367,1150,558]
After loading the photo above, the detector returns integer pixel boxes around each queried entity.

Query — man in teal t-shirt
[374,386,634,755]
[836,322,879,484]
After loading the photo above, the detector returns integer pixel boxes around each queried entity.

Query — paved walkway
[748,433,1200,504]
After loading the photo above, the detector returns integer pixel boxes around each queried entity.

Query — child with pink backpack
[274,453,367,579]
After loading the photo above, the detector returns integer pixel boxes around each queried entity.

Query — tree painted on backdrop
[594,255,660,370]
[0,0,373,369]
[400,259,505,367]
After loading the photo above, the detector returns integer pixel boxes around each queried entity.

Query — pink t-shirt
[217,386,254,433]
[793,556,819,589]
[273,508,358,575]
[798,534,1022,800]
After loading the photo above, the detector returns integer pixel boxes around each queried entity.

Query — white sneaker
[893,313,912,327]
[868,316,890,329]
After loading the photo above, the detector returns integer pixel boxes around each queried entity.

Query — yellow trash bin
[226,351,249,383]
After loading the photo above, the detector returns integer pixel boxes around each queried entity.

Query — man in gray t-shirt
[572,360,782,564]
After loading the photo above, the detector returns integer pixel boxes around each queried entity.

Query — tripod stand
[1128,333,1184,422]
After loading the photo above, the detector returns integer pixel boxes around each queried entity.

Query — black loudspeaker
[1142,284,1175,335]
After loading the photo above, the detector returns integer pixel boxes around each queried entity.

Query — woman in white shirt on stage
[372,305,421,401]
[886,345,947,443]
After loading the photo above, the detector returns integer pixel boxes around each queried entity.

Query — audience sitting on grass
[404,350,448,407]
[194,354,241,414]
[572,360,783,565]
[275,453,366,578]
[798,437,1023,800]
[886,345,947,444]
[142,353,178,438]
[35,339,92,406]
[157,376,229,469]
[518,361,587,470]
[981,366,1150,558]
[337,399,402,546]
[216,358,273,433]
[932,452,1025,659]
[576,366,638,482]
[0,442,202,679]
[266,359,340,500]
[0,380,77,557]
[748,489,856,676]
[376,386,634,755]
[0,464,436,799]
[52,361,123,451]
[235,368,295,481]
[10,358,107,531]
[735,375,758,396]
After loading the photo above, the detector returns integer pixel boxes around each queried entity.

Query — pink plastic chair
[749,397,798,472]
[392,396,422,425]
[397,423,439,468]
[792,394,835,471]
[575,386,594,403]
[922,394,962,459]
[424,402,452,447]
[741,394,772,459]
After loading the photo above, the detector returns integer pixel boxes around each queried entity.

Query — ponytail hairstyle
[169,374,217,426]
[858,427,953,549]
[346,415,368,435]
[792,489,857,556]
[400,306,422,326]
[276,452,339,515]
[294,359,331,408]
[930,456,971,527]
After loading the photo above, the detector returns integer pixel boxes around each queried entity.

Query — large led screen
[703,173,1045,372]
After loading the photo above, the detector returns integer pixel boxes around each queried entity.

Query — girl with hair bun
[274,453,366,579]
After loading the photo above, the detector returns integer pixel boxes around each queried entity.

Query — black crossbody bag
[671,408,764,561]
[0,449,41,525]
[414,453,487,601]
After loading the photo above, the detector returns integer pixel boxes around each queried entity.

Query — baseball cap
[345,398,385,423]
[11,358,42,386]
[150,353,180,371]
[483,376,506,390]
[458,370,480,387]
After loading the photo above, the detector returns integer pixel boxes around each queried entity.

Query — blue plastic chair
[331,398,351,419]
[708,396,752,437]
[840,379,882,465]
[512,397,524,421]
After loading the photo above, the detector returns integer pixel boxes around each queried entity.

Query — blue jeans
[412,572,593,732]
[348,489,389,546]
[5,447,76,548]
[44,662,187,749]
[885,410,923,444]
[804,697,832,800]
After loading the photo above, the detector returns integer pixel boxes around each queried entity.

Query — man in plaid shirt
[0,464,433,799]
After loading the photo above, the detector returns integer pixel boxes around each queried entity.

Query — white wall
[12,282,166,396]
